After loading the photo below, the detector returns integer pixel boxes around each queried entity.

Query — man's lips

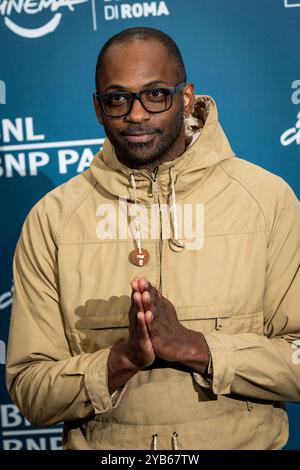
[123,133,157,143]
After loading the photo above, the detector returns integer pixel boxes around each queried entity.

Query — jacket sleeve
[6,201,116,426]
[200,184,300,401]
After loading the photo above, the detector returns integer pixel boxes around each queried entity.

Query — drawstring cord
[151,433,158,450]
[150,432,179,450]
[130,169,185,256]
[172,432,179,450]
[170,167,179,241]
[169,167,185,249]
[130,174,142,256]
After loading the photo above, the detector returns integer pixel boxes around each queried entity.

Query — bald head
[95,27,186,92]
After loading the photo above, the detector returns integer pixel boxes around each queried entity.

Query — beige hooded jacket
[6,96,300,450]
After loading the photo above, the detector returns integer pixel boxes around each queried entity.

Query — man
[6,27,300,450]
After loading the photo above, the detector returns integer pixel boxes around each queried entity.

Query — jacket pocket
[70,319,128,354]
[68,301,263,354]
[177,302,234,334]
[69,296,130,353]
[70,302,235,353]
[177,304,263,335]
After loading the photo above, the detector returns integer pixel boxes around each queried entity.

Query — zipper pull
[150,171,158,197]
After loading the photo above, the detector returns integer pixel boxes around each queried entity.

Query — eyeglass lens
[102,89,173,116]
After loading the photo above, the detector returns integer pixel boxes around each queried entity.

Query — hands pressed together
[108,277,210,394]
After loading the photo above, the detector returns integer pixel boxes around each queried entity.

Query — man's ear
[93,93,104,125]
[183,83,195,116]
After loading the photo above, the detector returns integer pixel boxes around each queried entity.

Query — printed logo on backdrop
[0,340,5,365]
[0,55,103,177]
[0,0,92,38]
[0,283,13,311]
[0,80,5,104]
[284,0,300,7]
[103,0,169,21]
[0,405,63,449]
[0,0,170,38]
[0,116,105,177]
[280,81,300,147]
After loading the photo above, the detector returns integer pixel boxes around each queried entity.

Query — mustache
[121,126,162,136]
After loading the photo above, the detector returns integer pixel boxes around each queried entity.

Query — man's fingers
[144,310,154,330]
[136,311,153,342]
[140,279,161,301]
[141,290,151,311]
[132,291,144,313]
[131,277,141,292]
[138,277,149,293]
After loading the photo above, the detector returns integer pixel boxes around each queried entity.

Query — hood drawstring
[151,433,158,450]
[130,174,142,255]
[170,167,179,241]
[129,170,185,264]
[172,432,179,450]
[130,174,150,267]
[150,432,179,450]
[169,167,185,251]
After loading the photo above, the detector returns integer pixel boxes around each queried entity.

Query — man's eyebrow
[142,80,168,88]
[104,80,168,92]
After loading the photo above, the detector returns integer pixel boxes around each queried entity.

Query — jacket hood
[90,95,235,202]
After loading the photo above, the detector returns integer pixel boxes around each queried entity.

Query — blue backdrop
[0,0,299,450]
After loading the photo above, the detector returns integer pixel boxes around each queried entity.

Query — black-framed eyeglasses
[94,81,186,118]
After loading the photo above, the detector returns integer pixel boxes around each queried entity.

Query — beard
[103,105,184,168]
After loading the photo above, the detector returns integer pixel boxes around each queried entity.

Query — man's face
[94,39,194,168]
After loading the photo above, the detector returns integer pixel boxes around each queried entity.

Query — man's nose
[125,97,150,122]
